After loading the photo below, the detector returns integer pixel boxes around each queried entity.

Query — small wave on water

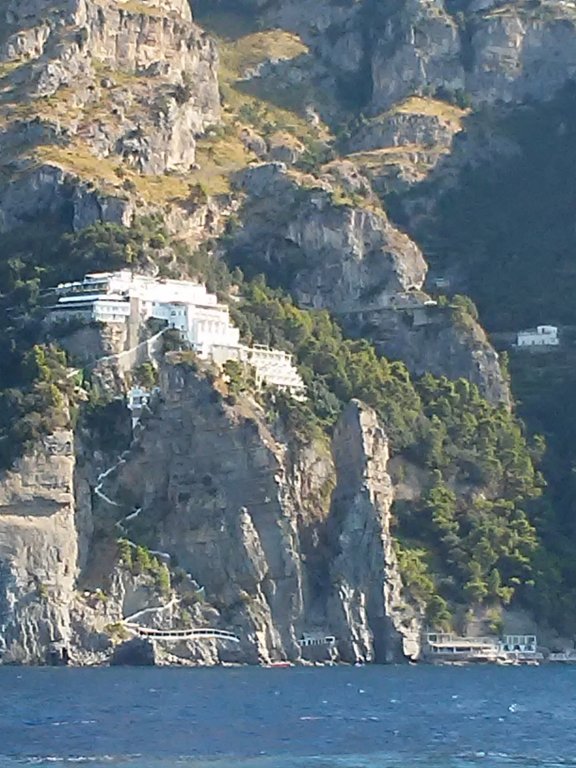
[5,754,576,768]
[2,666,576,768]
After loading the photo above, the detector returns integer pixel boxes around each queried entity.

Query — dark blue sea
[1,666,575,768]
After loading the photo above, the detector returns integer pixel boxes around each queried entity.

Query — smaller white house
[298,633,336,648]
[127,386,160,429]
[517,325,559,347]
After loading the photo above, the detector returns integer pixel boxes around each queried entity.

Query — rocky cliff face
[229,161,508,404]
[466,4,576,106]
[0,430,78,664]
[345,97,468,197]
[95,362,423,664]
[232,162,427,312]
[105,362,316,664]
[369,0,463,113]
[244,0,576,111]
[0,0,219,231]
[343,304,511,407]
[0,358,423,665]
[328,401,422,662]
[1,0,220,147]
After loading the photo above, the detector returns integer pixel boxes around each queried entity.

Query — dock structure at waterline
[424,632,542,663]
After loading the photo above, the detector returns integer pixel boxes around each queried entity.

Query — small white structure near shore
[298,633,336,648]
[516,325,559,347]
[424,633,499,662]
[499,634,537,653]
[424,632,542,663]
[47,271,305,395]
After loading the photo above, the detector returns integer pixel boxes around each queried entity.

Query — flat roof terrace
[56,293,129,304]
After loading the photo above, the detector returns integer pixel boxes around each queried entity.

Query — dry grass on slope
[395,96,468,121]
[197,7,332,145]
[220,29,308,80]
[32,143,191,204]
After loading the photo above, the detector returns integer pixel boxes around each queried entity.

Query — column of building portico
[128,296,142,349]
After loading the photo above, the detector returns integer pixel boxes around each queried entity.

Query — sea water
[1,665,575,768]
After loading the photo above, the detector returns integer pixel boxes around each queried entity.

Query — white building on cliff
[48,271,305,394]
[516,325,559,348]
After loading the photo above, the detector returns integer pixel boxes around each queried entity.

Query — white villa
[48,271,305,394]
[50,271,241,349]
[516,325,559,347]
[424,633,500,662]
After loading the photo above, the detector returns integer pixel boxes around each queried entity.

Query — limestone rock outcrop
[370,0,464,114]
[349,102,465,156]
[0,357,423,667]
[102,362,327,664]
[466,5,576,106]
[342,303,511,407]
[250,0,576,111]
[0,430,78,664]
[233,162,427,313]
[328,401,422,663]
[346,98,468,196]
[0,166,136,233]
[231,162,508,404]
[0,0,220,215]
[91,363,424,664]
[405,0,576,109]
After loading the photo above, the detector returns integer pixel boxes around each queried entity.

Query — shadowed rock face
[228,162,509,406]
[120,365,309,664]
[342,305,511,408]
[232,0,576,112]
[98,368,423,665]
[370,0,464,114]
[111,636,157,666]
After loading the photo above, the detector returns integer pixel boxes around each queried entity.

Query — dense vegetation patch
[118,539,171,596]
[388,83,576,633]
[507,350,576,634]
[232,280,545,626]
[0,217,172,465]
[0,344,75,467]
